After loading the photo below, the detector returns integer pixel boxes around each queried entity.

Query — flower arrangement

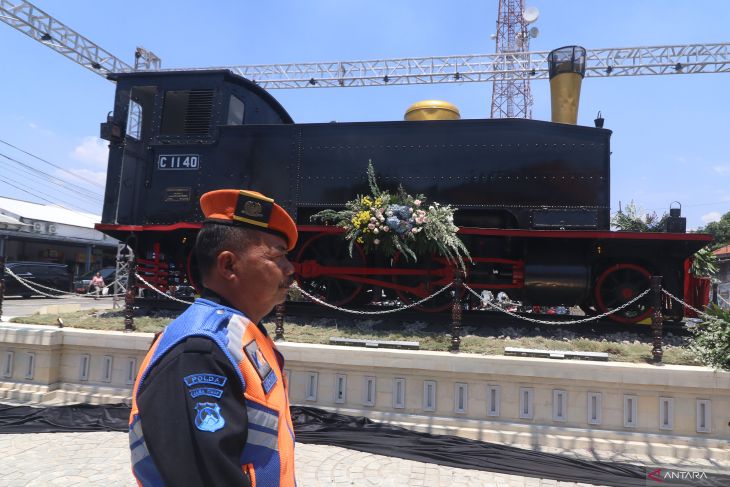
[311,161,470,270]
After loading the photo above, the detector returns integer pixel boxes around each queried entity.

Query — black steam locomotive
[96,67,711,323]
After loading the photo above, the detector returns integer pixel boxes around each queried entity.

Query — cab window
[227,95,245,125]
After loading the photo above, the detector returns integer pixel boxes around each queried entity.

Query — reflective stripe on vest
[128,299,295,487]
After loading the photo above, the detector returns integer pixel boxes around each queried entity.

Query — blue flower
[388,204,411,221]
[386,216,412,235]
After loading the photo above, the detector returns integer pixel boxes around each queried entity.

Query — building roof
[713,245,730,256]
[0,196,99,229]
[0,212,31,226]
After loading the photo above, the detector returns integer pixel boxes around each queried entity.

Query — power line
[0,158,101,206]
[0,172,98,213]
[0,137,106,191]
[0,152,102,204]
[0,174,62,207]
[0,150,103,201]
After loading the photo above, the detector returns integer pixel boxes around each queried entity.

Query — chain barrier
[135,273,195,305]
[661,288,730,324]
[463,283,651,325]
[3,267,124,299]
[6,261,725,326]
[292,281,453,315]
[3,267,63,299]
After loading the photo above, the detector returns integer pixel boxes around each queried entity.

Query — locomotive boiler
[96,47,711,323]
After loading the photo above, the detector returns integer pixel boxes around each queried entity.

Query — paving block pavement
[0,431,611,487]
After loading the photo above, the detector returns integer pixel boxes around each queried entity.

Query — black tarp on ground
[0,403,130,433]
[2,403,727,486]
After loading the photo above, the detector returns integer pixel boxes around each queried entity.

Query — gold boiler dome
[404,100,461,121]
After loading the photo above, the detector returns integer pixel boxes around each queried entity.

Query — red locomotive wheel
[594,263,653,324]
[391,253,454,312]
[294,234,366,306]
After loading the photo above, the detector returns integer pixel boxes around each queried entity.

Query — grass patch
[12,311,700,366]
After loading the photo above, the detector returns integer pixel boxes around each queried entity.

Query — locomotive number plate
[157,154,200,170]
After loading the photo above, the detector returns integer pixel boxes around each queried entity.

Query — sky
[0,0,728,229]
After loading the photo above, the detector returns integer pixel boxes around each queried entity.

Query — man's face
[231,231,295,320]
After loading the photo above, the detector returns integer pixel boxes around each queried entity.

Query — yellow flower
[357,237,364,244]
[361,196,372,207]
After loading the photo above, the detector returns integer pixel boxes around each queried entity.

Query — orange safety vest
[129,299,296,487]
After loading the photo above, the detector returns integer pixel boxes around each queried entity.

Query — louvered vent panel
[184,90,214,135]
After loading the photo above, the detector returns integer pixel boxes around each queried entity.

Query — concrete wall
[1,324,728,460]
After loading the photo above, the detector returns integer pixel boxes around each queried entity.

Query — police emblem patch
[194,402,225,432]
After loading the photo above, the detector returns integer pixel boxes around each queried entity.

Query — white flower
[374,228,379,234]
[409,207,414,213]
[374,239,380,245]
[428,206,435,211]
[370,217,377,223]
[414,199,421,206]
[368,223,375,230]
[386,210,394,217]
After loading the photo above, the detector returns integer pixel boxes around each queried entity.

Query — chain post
[651,276,663,363]
[0,256,5,322]
[124,253,137,332]
[450,270,465,353]
[274,303,286,341]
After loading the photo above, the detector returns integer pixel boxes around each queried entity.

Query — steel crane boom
[1,1,728,91]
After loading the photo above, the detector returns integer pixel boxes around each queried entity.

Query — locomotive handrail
[463,283,651,325]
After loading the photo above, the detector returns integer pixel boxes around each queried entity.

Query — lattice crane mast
[490,0,537,119]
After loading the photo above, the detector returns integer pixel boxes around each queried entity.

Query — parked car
[73,267,116,294]
[3,261,72,298]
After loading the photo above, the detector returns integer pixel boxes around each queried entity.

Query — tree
[690,247,719,278]
[689,304,730,370]
[611,200,667,232]
[612,201,719,277]
[696,211,730,249]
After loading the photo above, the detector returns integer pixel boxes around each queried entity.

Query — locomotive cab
[100,70,292,228]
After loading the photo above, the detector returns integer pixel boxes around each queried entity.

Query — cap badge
[243,200,264,218]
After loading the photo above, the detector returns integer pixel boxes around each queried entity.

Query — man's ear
[215,250,238,282]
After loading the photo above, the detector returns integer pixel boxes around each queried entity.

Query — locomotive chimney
[404,100,461,121]
[548,46,587,125]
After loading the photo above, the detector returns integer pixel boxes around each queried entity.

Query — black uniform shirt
[136,291,255,487]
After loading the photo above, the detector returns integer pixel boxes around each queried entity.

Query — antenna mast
[491,0,538,118]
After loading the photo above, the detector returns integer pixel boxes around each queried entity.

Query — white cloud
[712,165,730,175]
[71,136,108,167]
[28,122,37,129]
[701,211,722,224]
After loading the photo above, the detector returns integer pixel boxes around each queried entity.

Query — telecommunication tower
[490,0,540,118]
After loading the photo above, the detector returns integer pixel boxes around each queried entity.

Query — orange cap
[199,189,298,251]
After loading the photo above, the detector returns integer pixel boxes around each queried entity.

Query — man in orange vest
[129,189,298,486]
